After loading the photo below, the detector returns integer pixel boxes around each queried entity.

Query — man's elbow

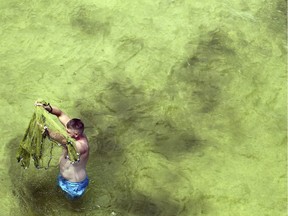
[60,139,67,147]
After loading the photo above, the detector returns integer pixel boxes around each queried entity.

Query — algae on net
[16,102,80,169]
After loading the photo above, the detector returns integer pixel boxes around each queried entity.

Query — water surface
[0,0,286,215]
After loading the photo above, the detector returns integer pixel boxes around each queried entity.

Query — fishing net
[16,101,80,169]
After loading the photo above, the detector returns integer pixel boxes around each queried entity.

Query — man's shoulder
[79,135,88,145]
[76,137,89,150]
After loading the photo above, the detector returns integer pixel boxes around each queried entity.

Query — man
[35,101,89,199]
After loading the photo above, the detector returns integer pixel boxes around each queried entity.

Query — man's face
[66,128,78,139]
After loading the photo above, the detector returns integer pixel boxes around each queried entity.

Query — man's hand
[34,101,43,106]
[35,101,53,113]
[36,122,49,136]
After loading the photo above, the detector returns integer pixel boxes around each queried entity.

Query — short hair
[66,118,84,134]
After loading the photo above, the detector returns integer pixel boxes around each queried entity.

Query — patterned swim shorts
[57,174,89,199]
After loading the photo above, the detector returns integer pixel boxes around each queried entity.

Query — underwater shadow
[167,28,237,113]
[7,137,92,215]
[114,189,208,216]
[151,118,205,160]
[256,0,286,40]
[70,5,111,37]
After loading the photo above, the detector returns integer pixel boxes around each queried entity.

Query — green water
[0,0,286,215]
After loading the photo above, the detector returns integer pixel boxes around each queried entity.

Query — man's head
[66,118,84,139]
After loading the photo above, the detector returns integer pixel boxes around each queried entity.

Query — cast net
[16,101,80,169]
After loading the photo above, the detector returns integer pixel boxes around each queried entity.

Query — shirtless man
[35,102,89,199]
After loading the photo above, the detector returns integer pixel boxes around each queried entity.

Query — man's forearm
[46,105,63,117]
[47,129,67,146]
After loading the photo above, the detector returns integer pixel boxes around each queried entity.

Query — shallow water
[0,0,286,215]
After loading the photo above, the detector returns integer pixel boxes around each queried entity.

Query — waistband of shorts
[58,174,89,184]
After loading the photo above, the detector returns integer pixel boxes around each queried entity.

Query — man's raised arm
[35,102,71,126]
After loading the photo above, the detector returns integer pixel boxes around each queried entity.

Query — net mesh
[16,101,80,169]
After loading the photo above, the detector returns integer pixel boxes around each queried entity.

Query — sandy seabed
[0,0,286,215]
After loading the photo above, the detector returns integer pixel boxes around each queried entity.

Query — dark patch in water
[73,76,210,215]
[115,189,208,216]
[70,5,111,37]
[168,28,236,113]
[115,37,144,63]
[256,0,286,41]
[151,119,205,159]
[96,125,122,156]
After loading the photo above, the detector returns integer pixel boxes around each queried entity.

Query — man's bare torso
[59,134,89,182]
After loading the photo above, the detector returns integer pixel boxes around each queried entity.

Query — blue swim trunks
[57,174,89,199]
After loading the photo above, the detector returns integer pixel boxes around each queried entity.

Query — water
[0,0,286,215]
